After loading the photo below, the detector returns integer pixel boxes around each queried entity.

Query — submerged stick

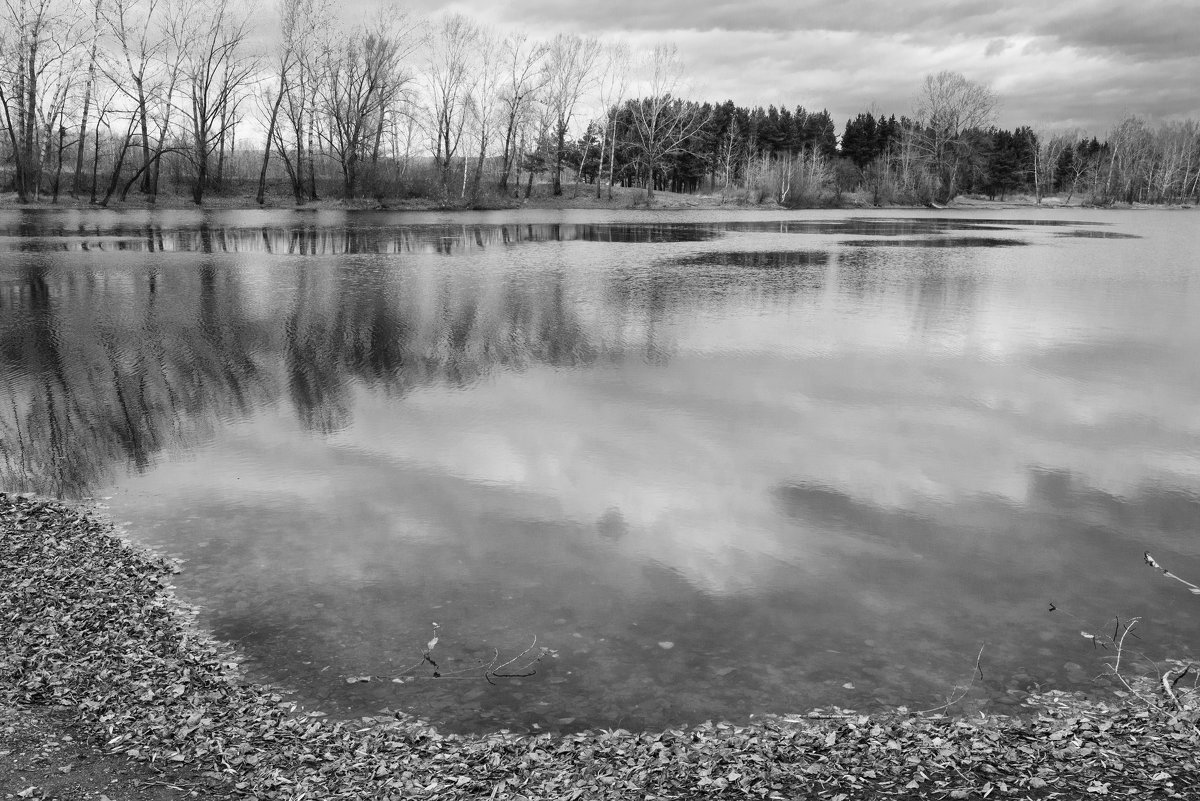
[917,644,986,715]
[1144,552,1200,595]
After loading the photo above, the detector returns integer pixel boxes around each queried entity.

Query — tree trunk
[23,44,42,201]
[192,134,208,205]
[306,118,318,200]
[472,136,487,198]
[511,130,525,197]
[137,82,151,194]
[572,133,590,198]
[274,134,302,204]
[101,123,137,206]
[120,147,169,201]
[498,117,516,192]
[371,110,385,166]
[257,80,286,205]
[344,151,357,197]
[553,121,565,195]
[216,121,227,190]
[0,85,29,202]
[607,122,618,200]
[90,115,103,204]
[595,116,609,199]
[74,40,98,197]
[292,92,305,202]
[51,125,65,202]
[150,72,179,202]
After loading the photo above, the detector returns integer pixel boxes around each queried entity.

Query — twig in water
[1049,554,1200,724]
[359,624,553,686]
[488,635,543,681]
[1077,615,1158,706]
[1144,552,1200,595]
[917,644,986,715]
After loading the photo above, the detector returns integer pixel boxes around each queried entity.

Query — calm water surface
[2,207,1199,733]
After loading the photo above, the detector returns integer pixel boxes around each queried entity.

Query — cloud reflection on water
[2,209,1199,731]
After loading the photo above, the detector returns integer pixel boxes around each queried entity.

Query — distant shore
[2,185,1187,215]
[2,492,1198,800]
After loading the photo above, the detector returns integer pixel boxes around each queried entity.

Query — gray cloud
[984,38,1009,57]
[1036,1,1200,62]
[484,0,1200,63]
[360,0,1200,133]
[487,0,1017,38]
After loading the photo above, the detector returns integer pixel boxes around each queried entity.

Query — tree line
[2,0,1197,207]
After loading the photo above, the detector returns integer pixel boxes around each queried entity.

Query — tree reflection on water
[0,217,862,496]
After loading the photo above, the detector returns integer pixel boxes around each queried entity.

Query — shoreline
[1,186,1190,215]
[2,493,1197,799]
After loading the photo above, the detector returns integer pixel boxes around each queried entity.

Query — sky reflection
[3,208,1199,732]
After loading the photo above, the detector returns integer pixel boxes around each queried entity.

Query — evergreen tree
[842,112,879,168]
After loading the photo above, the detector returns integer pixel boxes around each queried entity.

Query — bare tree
[35,41,77,203]
[102,0,169,200]
[72,0,103,197]
[1061,140,1098,204]
[256,0,296,203]
[624,44,709,201]
[174,0,255,204]
[495,32,545,194]
[315,8,414,197]
[386,93,420,186]
[0,0,83,201]
[86,81,118,202]
[128,0,190,201]
[911,70,997,204]
[1102,114,1153,203]
[257,0,330,204]
[465,29,501,199]
[1157,119,1200,203]
[543,32,600,196]
[1027,127,1071,203]
[423,13,476,197]
[520,91,554,199]
[269,0,327,203]
[718,115,739,196]
[594,42,629,199]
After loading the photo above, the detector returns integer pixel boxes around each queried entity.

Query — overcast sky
[389,0,1199,135]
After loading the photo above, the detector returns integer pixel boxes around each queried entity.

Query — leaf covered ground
[2,492,1198,800]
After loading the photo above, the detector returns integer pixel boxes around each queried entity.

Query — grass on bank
[2,492,1199,800]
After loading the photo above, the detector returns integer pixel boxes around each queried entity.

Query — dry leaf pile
[3,493,1198,800]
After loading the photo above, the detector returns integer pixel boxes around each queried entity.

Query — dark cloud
[1037,1,1200,62]
[1010,59,1200,130]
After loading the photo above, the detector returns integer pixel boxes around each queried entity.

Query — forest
[2,0,1199,208]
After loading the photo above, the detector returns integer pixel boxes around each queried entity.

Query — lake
[2,206,1198,734]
